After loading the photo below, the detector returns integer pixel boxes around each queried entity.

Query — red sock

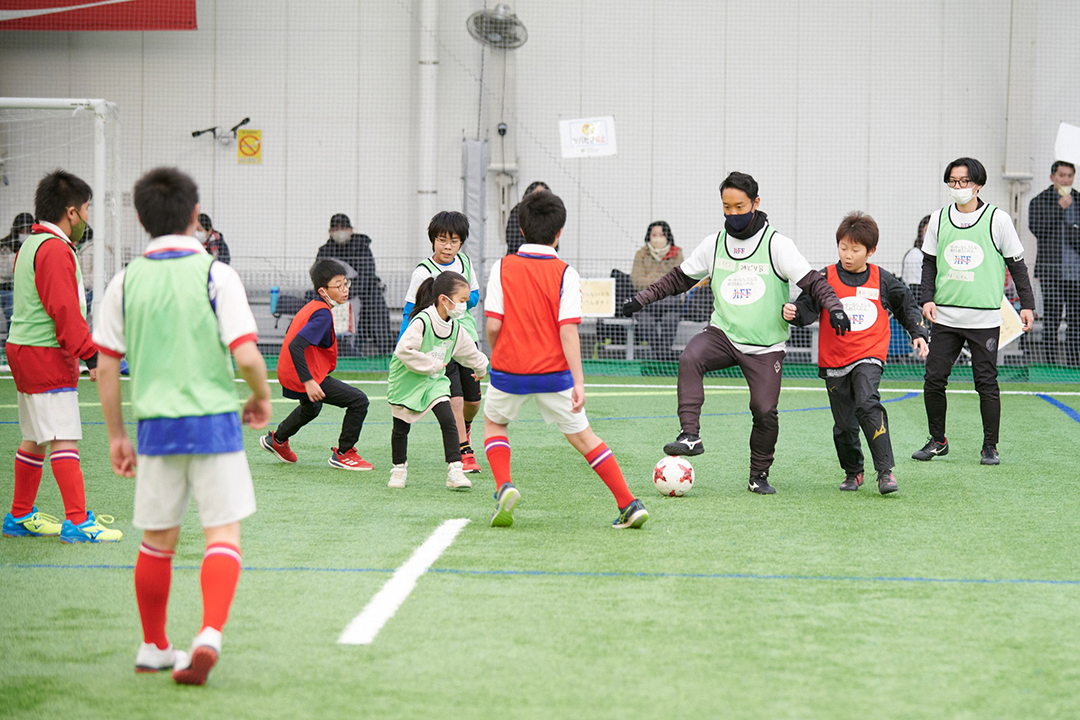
[49,449,87,524]
[200,543,242,632]
[484,436,512,490]
[585,443,635,508]
[135,543,174,649]
[11,450,45,518]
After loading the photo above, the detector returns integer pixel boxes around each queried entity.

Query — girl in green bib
[387,272,488,490]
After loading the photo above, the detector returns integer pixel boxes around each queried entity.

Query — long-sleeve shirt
[790,262,928,376]
[7,220,98,394]
[286,305,334,392]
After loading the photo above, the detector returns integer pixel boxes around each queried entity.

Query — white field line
[338,518,469,646]
[2,376,1079,397]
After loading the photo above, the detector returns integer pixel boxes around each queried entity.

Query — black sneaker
[877,470,898,495]
[748,471,776,495]
[980,446,1000,465]
[612,498,649,529]
[839,472,864,491]
[663,432,704,456]
[911,437,948,461]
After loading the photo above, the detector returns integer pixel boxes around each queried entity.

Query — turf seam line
[6,562,1079,586]
[338,518,470,645]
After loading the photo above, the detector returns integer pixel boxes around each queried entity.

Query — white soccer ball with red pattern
[653,456,695,497]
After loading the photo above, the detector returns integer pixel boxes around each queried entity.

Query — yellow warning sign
[237,129,261,165]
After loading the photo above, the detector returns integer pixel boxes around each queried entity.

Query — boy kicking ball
[784,212,928,494]
[483,190,648,529]
[95,167,272,684]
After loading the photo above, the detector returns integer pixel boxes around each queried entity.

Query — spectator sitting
[902,214,931,305]
[196,213,230,264]
[630,221,685,360]
[316,213,395,355]
[1,212,33,332]
[505,181,550,255]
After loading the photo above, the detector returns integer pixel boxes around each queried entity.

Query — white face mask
[1057,183,1073,197]
[446,299,468,320]
[331,229,352,244]
[17,233,31,244]
[949,186,976,205]
[320,289,346,307]
[194,229,208,242]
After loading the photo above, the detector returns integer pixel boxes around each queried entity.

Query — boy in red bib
[784,212,928,494]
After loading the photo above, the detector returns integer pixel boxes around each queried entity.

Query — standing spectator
[914,157,1035,466]
[902,215,932,305]
[630,221,685,359]
[505,181,549,255]
[1,212,33,333]
[316,213,395,354]
[1028,160,1080,366]
[196,213,230,265]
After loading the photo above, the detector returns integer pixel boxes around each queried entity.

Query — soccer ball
[653,456,695,497]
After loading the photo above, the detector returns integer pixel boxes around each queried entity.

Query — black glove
[621,297,643,317]
[829,309,851,337]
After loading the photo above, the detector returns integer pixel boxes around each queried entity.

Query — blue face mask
[725,210,755,232]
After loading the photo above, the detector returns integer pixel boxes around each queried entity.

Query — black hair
[1052,160,1076,175]
[719,171,758,200]
[410,271,469,321]
[836,211,879,251]
[133,167,199,238]
[916,214,931,248]
[35,169,92,225]
[645,220,673,246]
[524,180,550,196]
[427,211,470,246]
[518,190,566,246]
[310,258,347,291]
[942,157,987,186]
[198,213,213,230]
[1,212,35,247]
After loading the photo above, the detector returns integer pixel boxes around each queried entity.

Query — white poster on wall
[1054,122,1080,166]
[559,116,617,158]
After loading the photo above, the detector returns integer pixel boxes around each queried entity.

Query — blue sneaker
[490,483,520,528]
[120,359,130,376]
[612,498,649,529]
[3,506,62,538]
[59,511,123,543]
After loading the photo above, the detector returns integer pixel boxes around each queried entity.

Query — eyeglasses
[434,236,462,247]
[946,178,975,188]
[328,279,351,290]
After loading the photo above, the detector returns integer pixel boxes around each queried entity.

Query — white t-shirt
[94,235,258,356]
[679,224,813,355]
[485,243,582,323]
[403,253,481,305]
[922,203,1024,329]
[902,247,923,286]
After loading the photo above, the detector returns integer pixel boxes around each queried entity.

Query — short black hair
[524,180,550,195]
[836,211,879,251]
[517,190,566,246]
[645,220,673,246]
[943,157,987,186]
[133,167,199,239]
[310,258,347,290]
[1052,160,1076,175]
[427,211,469,246]
[198,213,213,230]
[34,169,92,225]
[719,171,758,200]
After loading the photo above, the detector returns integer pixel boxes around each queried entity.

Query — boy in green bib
[388,271,488,490]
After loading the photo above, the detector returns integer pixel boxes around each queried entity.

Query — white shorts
[483,386,590,435]
[17,390,82,444]
[133,451,256,530]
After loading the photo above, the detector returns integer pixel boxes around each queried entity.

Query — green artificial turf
[2,374,1079,719]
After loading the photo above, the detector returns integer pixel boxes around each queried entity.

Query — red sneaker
[329,447,374,471]
[461,451,482,474]
[260,432,297,463]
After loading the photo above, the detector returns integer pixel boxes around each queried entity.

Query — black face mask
[725,210,755,232]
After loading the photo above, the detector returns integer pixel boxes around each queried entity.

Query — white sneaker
[135,642,188,673]
[446,461,472,490]
[172,627,222,686]
[388,463,408,489]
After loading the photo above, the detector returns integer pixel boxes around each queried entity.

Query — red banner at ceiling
[0,1,196,31]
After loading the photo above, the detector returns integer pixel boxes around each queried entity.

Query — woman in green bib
[622,172,848,494]
[387,271,489,491]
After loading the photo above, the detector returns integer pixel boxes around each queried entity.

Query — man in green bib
[913,157,1035,465]
[622,172,848,494]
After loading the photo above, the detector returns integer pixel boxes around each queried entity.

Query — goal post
[0,97,121,349]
